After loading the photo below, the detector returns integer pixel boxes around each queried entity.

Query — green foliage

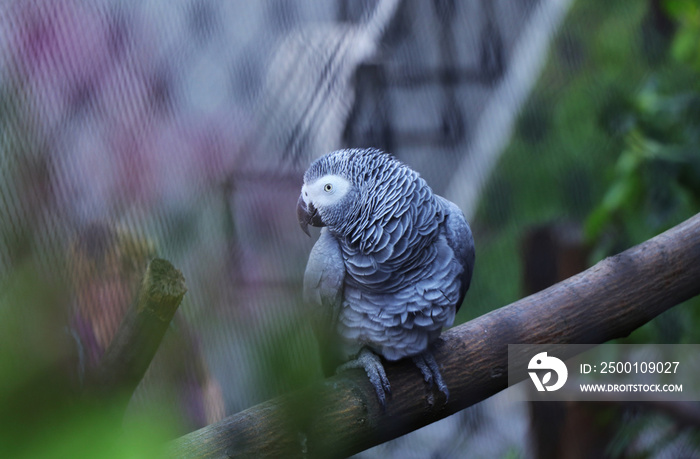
[667,0,700,65]
[0,261,177,458]
[463,0,649,322]
[586,79,700,255]
[586,0,700,343]
[468,3,700,455]
[466,0,700,347]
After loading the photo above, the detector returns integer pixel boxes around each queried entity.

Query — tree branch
[169,213,700,458]
[88,258,187,402]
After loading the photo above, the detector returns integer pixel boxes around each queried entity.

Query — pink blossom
[4,0,248,221]
[4,0,114,129]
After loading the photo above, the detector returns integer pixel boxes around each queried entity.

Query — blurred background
[1,0,700,457]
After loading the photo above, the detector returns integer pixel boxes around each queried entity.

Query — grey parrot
[297,148,474,407]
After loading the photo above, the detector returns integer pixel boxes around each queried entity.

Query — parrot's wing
[303,228,346,377]
[437,196,475,313]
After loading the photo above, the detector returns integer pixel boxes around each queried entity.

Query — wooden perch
[89,258,186,401]
[169,213,700,459]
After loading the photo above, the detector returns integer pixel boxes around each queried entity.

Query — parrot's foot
[336,348,391,409]
[413,351,449,401]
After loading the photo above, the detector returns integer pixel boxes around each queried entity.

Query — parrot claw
[413,351,449,401]
[336,348,391,410]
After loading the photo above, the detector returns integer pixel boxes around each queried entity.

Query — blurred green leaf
[671,27,699,61]
[663,0,698,18]
[584,206,610,241]
[0,260,177,458]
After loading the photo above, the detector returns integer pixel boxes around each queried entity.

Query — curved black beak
[297,194,325,236]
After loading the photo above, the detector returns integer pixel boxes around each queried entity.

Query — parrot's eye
[307,174,349,206]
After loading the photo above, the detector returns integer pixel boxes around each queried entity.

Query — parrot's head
[298,148,409,237]
[297,150,358,236]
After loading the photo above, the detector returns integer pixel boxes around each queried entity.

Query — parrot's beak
[297,194,325,236]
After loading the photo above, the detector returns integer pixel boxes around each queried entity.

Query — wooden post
[87,258,186,404]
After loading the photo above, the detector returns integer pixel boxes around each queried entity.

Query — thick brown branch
[89,258,186,400]
[169,213,700,458]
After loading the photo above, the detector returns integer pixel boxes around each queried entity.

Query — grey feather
[303,227,345,376]
[436,196,475,313]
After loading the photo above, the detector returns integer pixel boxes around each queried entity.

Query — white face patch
[302,174,352,209]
